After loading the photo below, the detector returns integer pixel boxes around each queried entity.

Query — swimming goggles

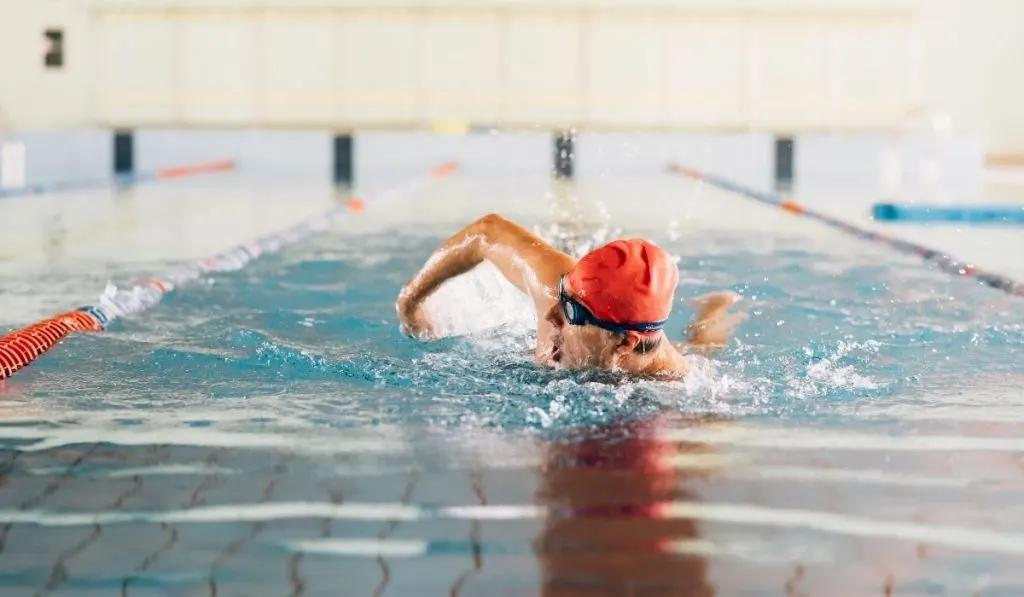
[557,274,667,335]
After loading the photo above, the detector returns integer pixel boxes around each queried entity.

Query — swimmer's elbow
[474,213,508,237]
[477,212,505,225]
[468,213,516,255]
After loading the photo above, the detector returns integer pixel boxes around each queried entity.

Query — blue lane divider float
[668,164,1024,298]
[872,203,1024,224]
[0,159,236,199]
[0,161,459,380]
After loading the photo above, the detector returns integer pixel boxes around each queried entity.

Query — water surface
[0,177,1022,596]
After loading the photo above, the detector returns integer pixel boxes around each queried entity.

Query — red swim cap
[564,239,679,328]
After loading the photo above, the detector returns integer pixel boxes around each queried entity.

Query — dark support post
[113,129,134,179]
[333,133,354,186]
[774,135,795,191]
[554,129,575,180]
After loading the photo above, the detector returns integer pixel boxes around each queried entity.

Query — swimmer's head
[546,239,678,371]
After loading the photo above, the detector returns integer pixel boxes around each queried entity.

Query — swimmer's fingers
[690,291,741,320]
[687,311,746,346]
[400,322,439,341]
[685,295,747,354]
[687,291,743,337]
[398,304,440,340]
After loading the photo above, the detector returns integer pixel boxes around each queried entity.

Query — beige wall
[0,0,1020,153]
[0,0,94,130]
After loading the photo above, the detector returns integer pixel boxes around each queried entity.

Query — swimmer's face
[544,302,620,370]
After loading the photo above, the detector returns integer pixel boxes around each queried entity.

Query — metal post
[114,130,134,179]
[774,136,794,192]
[554,129,575,180]
[333,133,353,186]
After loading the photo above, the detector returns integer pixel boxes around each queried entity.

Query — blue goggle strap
[558,275,668,334]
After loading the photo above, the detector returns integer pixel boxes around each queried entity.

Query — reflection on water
[531,411,1024,596]
[1,411,1022,594]
[537,412,720,597]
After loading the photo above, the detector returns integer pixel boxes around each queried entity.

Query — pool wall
[0,129,983,201]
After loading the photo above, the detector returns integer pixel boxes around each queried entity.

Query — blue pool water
[1,175,1024,596]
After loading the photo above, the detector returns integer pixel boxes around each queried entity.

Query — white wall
[0,0,1022,153]
[0,130,111,184]
[87,3,921,133]
[0,0,94,129]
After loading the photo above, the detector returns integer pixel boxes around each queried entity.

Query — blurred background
[1,0,1020,194]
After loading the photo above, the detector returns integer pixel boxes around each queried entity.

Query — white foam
[661,501,1024,555]
[729,465,972,488]
[1,499,1021,556]
[0,425,403,455]
[659,425,1024,452]
[286,538,428,557]
[25,464,237,478]
[423,259,535,338]
[438,505,544,520]
[0,502,422,527]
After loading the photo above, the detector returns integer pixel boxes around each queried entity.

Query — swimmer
[396,213,743,379]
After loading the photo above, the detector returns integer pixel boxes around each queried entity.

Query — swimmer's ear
[614,332,642,354]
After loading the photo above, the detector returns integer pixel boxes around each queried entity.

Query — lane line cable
[668,163,1024,299]
[0,161,459,380]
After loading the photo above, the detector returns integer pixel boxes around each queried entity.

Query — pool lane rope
[668,164,1024,299]
[0,161,459,380]
[0,159,237,199]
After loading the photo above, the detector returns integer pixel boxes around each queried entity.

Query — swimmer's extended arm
[675,291,746,356]
[397,213,574,337]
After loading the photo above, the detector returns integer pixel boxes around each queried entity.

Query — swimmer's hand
[681,291,746,356]
[397,301,439,340]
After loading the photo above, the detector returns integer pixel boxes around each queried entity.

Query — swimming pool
[1,169,1023,596]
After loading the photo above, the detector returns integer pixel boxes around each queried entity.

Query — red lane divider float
[668,163,1024,298]
[155,159,236,180]
[432,161,458,178]
[0,312,102,379]
[0,161,459,380]
[0,159,238,199]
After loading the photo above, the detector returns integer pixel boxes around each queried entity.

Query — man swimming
[396,213,742,379]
